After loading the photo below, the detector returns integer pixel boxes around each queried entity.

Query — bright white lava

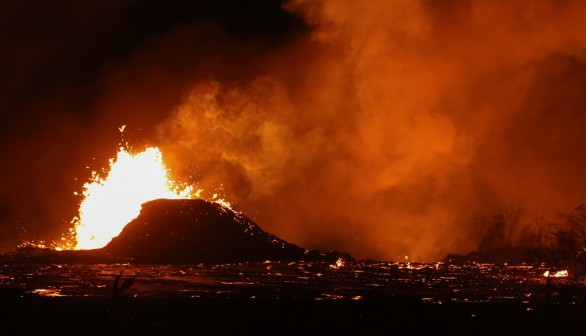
[71,147,193,250]
[543,269,569,278]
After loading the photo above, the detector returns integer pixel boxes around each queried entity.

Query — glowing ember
[71,146,193,250]
[543,270,569,278]
[330,258,345,269]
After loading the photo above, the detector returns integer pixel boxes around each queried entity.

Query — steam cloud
[2,0,586,260]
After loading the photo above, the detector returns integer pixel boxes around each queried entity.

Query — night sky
[2,0,586,261]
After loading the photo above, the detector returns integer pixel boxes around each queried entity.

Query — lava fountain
[70,146,195,250]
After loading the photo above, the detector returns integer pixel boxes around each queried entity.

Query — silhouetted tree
[533,213,549,248]
[505,204,522,246]
[478,214,507,252]
[550,204,586,279]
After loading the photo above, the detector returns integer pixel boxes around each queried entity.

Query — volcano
[103,198,345,263]
[2,198,349,264]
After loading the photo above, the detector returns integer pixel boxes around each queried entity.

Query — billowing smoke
[158,0,586,260]
[2,1,586,261]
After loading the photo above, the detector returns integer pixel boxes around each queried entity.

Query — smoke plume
[158,0,586,260]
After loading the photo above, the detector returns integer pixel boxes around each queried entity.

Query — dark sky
[2,0,586,261]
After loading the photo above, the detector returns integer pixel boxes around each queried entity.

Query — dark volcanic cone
[0,198,351,264]
[104,198,329,263]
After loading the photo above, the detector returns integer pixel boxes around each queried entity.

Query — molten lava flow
[543,270,569,278]
[71,147,193,250]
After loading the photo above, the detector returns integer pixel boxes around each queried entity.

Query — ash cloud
[2,0,586,261]
[158,0,586,261]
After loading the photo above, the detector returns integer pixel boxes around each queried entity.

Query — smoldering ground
[2,0,586,261]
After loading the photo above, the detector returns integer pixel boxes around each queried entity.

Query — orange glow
[330,257,345,269]
[71,146,194,250]
[543,270,569,278]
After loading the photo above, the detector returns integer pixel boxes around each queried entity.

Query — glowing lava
[543,270,569,278]
[71,147,194,250]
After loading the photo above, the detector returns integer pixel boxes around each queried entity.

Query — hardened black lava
[0,260,585,334]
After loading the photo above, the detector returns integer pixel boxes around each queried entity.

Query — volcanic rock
[0,245,115,264]
[104,198,341,263]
